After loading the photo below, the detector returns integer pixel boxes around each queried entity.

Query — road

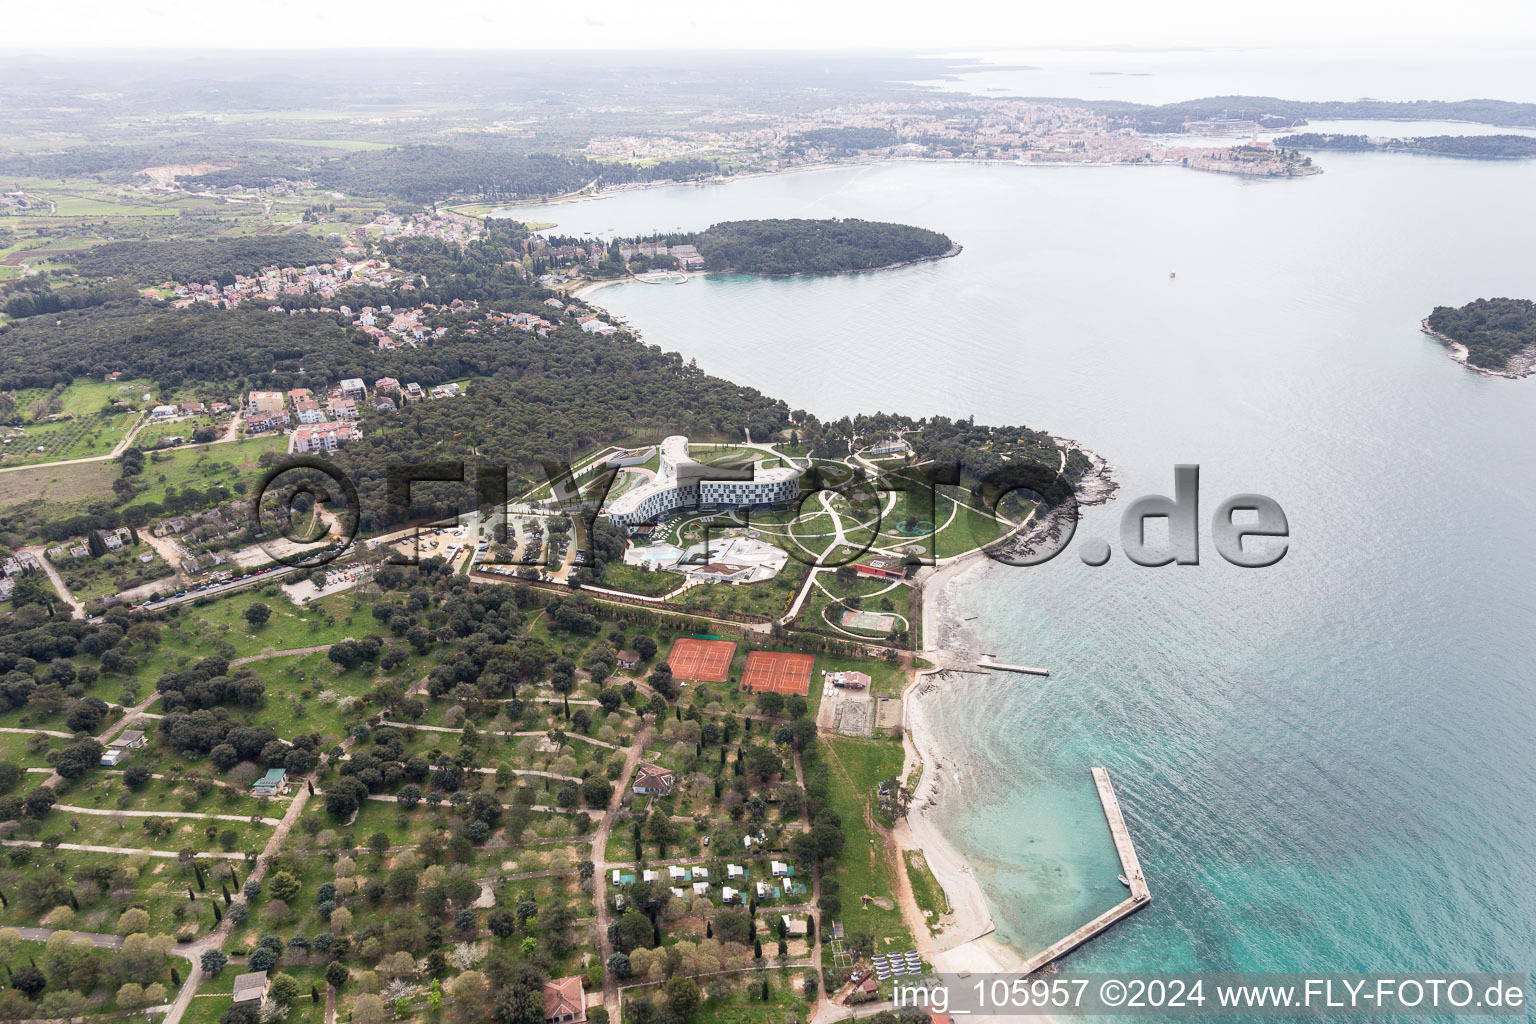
[593,722,653,1023]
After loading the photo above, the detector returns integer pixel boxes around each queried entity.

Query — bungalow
[642,869,660,883]
[686,561,756,584]
[610,869,636,886]
[668,865,690,882]
[781,915,809,937]
[755,881,778,900]
[727,863,746,879]
[771,861,793,877]
[669,887,688,899]
[692,866,709,880]
[632,764,675,796]
[852,556,908,582]
[720,886,741,904]
[692,881,711,897]
[827,670,870,690]
[543,976,587,1024]
[252,768,287,796]
[868,438,911,457]
[232,972,270,1007]
[616,650,640,670]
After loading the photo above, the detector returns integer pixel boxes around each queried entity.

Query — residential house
[616,650,640,670]
[151,405,178,419]
[246,391,286,415]
[244,411,289,434]
[374,377,401,392]
[542,976,587,1024]
[232,972,269,1007]
[293,423,359,453]
[326,397,359,420]
[632,764,675,796]
[252,768,287,796]
[100,729,147,766]
[293,399,325,425]
[827,671,871,690]
[338,378,367,400]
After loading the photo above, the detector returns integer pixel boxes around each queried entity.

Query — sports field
[840,609,896,632]
[667,637,737,682]
[739,650,814,695]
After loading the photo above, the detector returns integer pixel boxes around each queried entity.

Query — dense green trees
[1426,297,1536,370]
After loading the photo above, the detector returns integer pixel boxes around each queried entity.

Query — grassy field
[820,735,914,960]
[0,458,119,508]
[903,849,952,933]
[126,435,288,505]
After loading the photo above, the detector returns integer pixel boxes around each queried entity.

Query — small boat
[1118,874,1131,887]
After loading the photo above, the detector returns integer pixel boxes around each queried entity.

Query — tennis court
[739,650,814,695]
[840,608,896,632]
[667,638,737,682]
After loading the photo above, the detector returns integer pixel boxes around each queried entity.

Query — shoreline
[897,445,1118,977]
[1420,317,1536,379]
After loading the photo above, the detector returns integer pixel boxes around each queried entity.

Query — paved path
[0,838,245,859]
[54,804,282,826]
[19,545,86,619]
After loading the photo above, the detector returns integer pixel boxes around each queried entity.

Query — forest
[1425,297,1536,370]
[65,235,338,284]
[176,148,724,204]
[1275,134,1536,158]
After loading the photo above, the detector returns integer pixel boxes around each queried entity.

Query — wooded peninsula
[589,219,957,277]
[1276,134,1536,159]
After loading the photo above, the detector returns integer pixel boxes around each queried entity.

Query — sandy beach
[894,445,1119,979]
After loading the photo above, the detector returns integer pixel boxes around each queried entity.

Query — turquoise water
[508,154,1536,980]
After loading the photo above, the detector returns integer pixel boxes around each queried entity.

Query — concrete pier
[1017,767,1150,974]
[976,659,1050,676]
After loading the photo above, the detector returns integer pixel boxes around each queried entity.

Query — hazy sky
[28,0,1536,50]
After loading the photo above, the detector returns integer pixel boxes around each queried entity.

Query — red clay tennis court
[739,650,815,696]
[667,638,738,682]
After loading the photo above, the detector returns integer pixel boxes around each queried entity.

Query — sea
[502,94,1536,996]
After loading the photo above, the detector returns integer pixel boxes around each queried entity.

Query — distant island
[1276,134,1536,159]
[1422,297,1536,377]
[574,218,958,278]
